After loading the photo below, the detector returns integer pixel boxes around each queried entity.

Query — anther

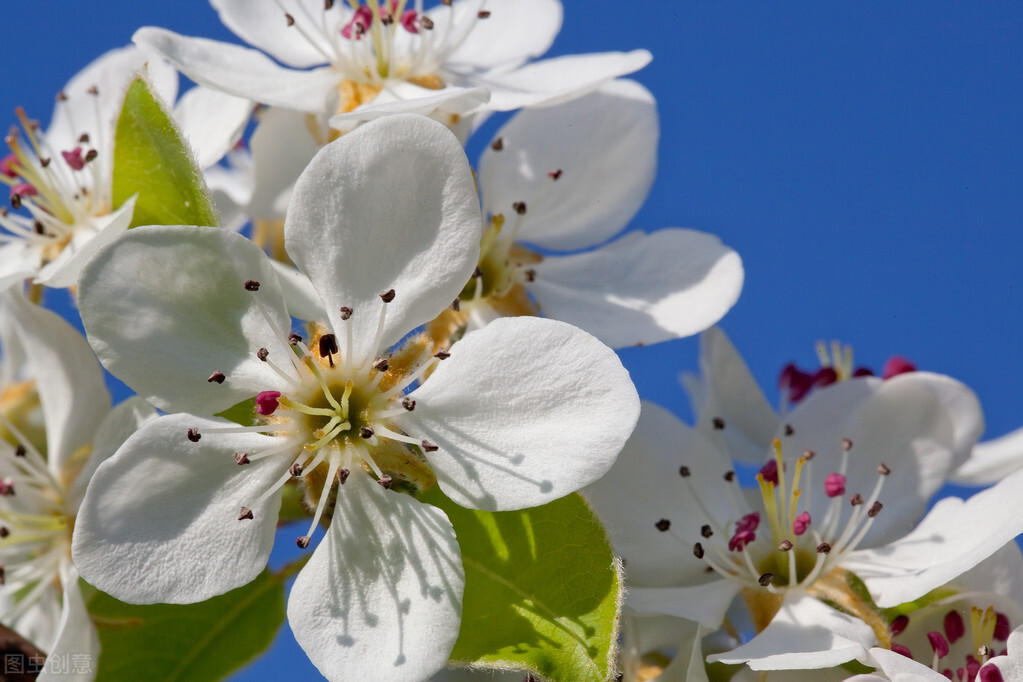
[712,417,725,430]
[802,449,816,460]
[86,85,99,96]
[318,333,339,365]
[238,507,254,521]
[890,614,910,636]
[842,437,853,451]
[512,201,527,215]
[867,501,883,518]
[547,169,563,180]
[701,525,713,538]
[235,452,251,465]
[377,475,393,489]
[296,536,311,549]
[256,391,282,415]
[421,439,439,452]
[451,299,460,311]
[56,91,67,101]
[491,137,504,151]
[33,221,45,235]
[434,350,450,360]
[877,462,891,476]
[758,573,775,587]
[39,157,50,168]
[290,462,304,477]
[360,427,374,439]
[207,371,226,384]
[244,279,260,291]
[373,358,389,372]
[420,15,434,29]
[10,194,22,210]
[379,289,396,303]
[288,333,302,345]
[817,542,831,554]
[339,306,353,320]
[402,397,416,411]
[285,13,295,26]
[381,12,393,24]
[784,423,795,436]
[927,631,950,658]
[186,428,201,442]
[79,133,91,143]
[778,539,794,551]
[84,149,98,163]
[693,543,705,559]
[655,519,670,532]
[0,527,8,538]
[338,468,350,484]
[824,473,846,497]
[850,493,863,506]
[724,471,735,482]
[945,610,965,643]
[524,269,536,282]
[14,445,25,458]
[0,480,13,497]
[257,348,269,361]
[679,466,691,477]
[478,10,491,18]
[472,266,483,278]
[0,567,6,584]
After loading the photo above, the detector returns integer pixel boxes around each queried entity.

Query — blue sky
[5,1,1023,678]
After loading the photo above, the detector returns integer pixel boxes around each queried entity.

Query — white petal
[174,86,252,169]
[706,593,875,670]
[210,0,337,68]
[269,260,326,323]
[39,570,98,682]
[248,107,324,220]
[442,0,562,70]
[530,229,743,348]
[0,243,40,291]
[134,28,338,113]
[2,291,110,471]
[284,114,481,363]
[328,84,490,132]
[627,582,741,631]
[79,226,296,415]
[287,471,464,682]
[844,467,1023,607]
[479,79,657,251]
[886,371,983,466]
[865,648,949,681]
[396,317,639,511]
[474,50,653,112]
[953,425,1023,486]
[684,327,780,464]
[71,414,289,604]
[584,401,735,586]
[34,195,137,289]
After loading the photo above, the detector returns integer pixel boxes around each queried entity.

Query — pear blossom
[424,79,744,350]
[582,359,1023,674]
[0,46,251,291]
[133,0,651,133]
[72,114,639,681]
[0,291,155,679]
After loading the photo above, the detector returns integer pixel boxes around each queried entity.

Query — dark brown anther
[420,15,434,29]
[86,85,99,96]
[244,279,260,291]
[512,201,527,215]
[381,12,393,24]
[802,449,816,460]
[14,445,25,458]
[377,475,393,489]
[186,428,201,442]
[402,397,416,411]
[78,133,90,143]
[56,90,68,102]
[207,370,226,384]
[758,572,775,587]
[360,427,374,439]
[40,157,51,168]
[373,358,389,372]
[0,527,8,538]
[784,423,795,436]
[33,221,45,235]
[288,333,303,345]
[547,169,563,180]
[850,493,863,506]
[868,501,883,518]
[451,298,461,311]
[84,149,98,163]
[441,0,451,5]
[338,468,350,484]
[379,288,396,303]
[238,506,254,521]
[679,465,691,477]
[257,347,269,361]
[472,266,483,278]
[290,462,304,477]
[490,137,504,151]
[10,194,22,210]
[701,524,713,538]
[0,566,6,584]
[655,519,671,532]
[324,0,334,8]
[778,539,794,552]
[285,13,296,26]
[318,334,339,365]
[842,437,853,451]
[477,10,491,18]
[421,439,439,452]
[296,535,311,549]
[724,471,736,482]
[235,452,251,465]
[693,543,705,559]
[817,542,831,554]
[434,350,450,360]
[877,463,891,476]
[339,306,353,320]
[712,417,725,430]
[524,269,536,282]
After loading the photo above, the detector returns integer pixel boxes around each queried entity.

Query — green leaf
[112,78,218,228]
[84,568,287,681]
[422,489,622,682]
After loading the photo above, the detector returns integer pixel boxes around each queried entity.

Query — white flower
[432,78,743,349]
[72,114,639,681]
[0,46,250,291]
[0,291,154,680]
[133,0,651,130]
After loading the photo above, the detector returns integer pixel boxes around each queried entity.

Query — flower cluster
[0,2,1020,682]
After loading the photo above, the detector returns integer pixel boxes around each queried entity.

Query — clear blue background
[4,1,1022,678]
